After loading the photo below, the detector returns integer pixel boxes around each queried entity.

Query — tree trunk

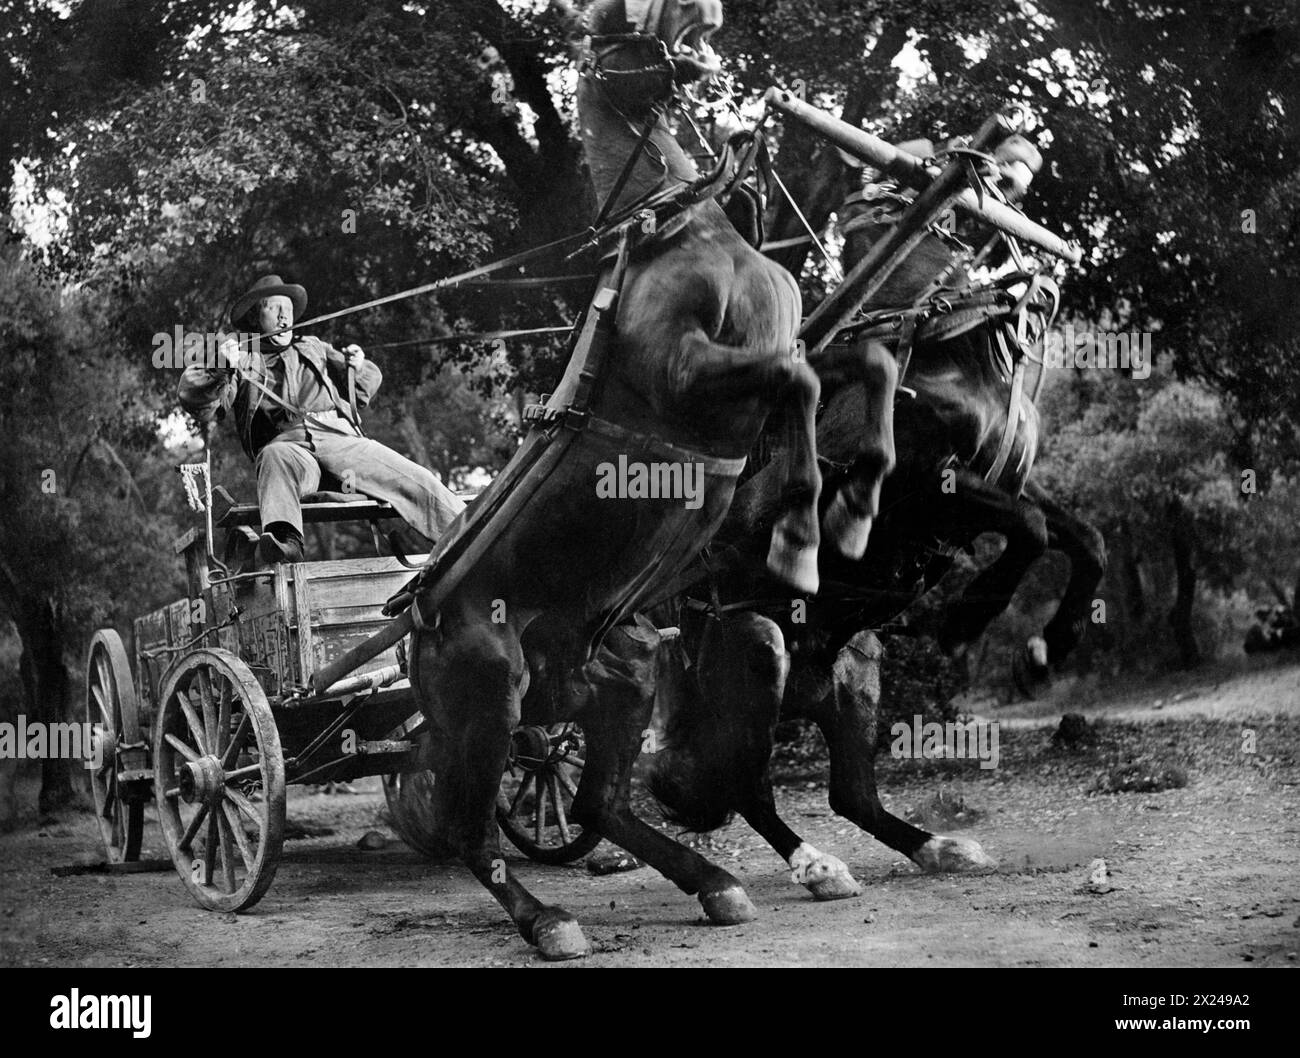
[16,596,75,814]
[1167,504,1200,668]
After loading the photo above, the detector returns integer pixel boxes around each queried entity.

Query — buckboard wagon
[86,490,596,912]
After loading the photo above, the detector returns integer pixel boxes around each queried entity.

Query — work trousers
[253,423,464,542]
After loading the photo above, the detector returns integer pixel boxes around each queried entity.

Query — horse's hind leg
[707,614,861,901]
[935,471,1049,656]
[1028,481,1107,670]
[802,630,996,872]
[413,612,587,961]
[572,620,757,925]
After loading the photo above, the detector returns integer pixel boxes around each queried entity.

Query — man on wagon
[178,274,465,564]
[838,132,1043,305]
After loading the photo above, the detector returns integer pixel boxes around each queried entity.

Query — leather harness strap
[893,313,918,390]
[592,105,666,230]
[584,414,748,477]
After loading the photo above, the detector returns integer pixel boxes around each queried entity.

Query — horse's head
[658,0,724,81]
[580,0,723,112]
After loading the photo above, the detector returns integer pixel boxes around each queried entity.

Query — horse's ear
[549,0,577,29]
[550,0,589,34]
[550,0,597,56]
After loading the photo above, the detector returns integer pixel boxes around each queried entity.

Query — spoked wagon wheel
[153,649,285,912]
[85,630,144,863]
[382,770,453,860]
[496,722,600,865]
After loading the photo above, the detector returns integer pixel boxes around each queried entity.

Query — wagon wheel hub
[91,724,118,772]
[178,755,226,805]
[509,725,556,772]
[496,722,599,864]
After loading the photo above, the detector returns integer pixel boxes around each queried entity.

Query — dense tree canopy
[7,1,1297,433]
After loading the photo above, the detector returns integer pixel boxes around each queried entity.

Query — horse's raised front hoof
[791,844,862,901]
[822,491,873,560]
[766,533,819,596]
[532,907,589,961]
[912,835,998,873]
[699,883,758,925]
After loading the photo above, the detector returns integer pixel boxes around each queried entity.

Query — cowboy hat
[230,274,307,328]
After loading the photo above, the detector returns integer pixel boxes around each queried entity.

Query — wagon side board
[132,598,199,717]
[133,555,430,781]
[283,556,419,689]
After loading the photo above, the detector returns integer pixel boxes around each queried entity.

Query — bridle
[578,0,757,240]
[579,0,686,110]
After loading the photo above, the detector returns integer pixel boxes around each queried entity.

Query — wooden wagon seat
[213,486,400,528]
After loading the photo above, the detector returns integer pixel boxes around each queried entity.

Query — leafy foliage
[0,245,184,641]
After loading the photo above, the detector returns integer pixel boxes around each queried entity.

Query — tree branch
[763,20,909,279]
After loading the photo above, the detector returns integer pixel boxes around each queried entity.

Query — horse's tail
[644,644,736,833]
[645,750,735,833]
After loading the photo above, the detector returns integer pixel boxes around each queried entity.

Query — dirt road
[2,690,1297,967]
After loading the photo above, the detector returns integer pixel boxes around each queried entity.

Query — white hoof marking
[913,835,997,873]
[789,842,862,900]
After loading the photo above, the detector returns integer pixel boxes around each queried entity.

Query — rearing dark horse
[646,131,1104,896]
[404,0,830,959]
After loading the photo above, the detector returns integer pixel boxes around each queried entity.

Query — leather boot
[257,524,305,565]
